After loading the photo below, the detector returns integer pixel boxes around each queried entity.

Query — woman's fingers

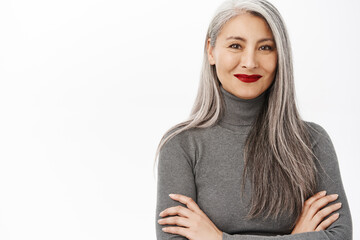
[158,194,224,240]
[169,194,205,216]
[158,216,192,228]
[302,191,326,213]
[159,205,193,218]
[307,194,339,217]
[291,191,341,234]
[315,213,340,231]
[313,202,342,223]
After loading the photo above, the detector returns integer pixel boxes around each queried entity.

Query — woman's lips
[234,74,263,83]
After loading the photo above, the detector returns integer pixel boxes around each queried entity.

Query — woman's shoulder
[160,124,200,151]
[160,122,220,156]
[302,120,334,148]
[158,124,208,169]
[303,121,328,135]
[163,122,217,142]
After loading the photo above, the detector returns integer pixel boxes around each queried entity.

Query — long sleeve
[155,131,197,240]
[222,122,353,240]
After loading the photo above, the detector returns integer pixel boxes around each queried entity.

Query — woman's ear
[206,38,216,65]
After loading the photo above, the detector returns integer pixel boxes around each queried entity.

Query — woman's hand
[291,191,342,234]
[158,194,223,240]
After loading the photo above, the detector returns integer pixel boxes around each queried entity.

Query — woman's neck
[218,85,266,131]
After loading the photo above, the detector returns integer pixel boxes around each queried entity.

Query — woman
[154,0,352,239]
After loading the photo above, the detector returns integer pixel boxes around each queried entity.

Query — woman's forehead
[218,14,274,40]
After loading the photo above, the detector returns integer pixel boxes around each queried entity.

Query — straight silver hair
[153,0,317,223]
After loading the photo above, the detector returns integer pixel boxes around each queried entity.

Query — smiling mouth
[234,74,263,83]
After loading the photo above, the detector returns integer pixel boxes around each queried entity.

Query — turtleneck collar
[218,85,266,129]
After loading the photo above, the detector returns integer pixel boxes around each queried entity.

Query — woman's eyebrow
[225,36,274,43]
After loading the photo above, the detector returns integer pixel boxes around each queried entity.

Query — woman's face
[207,13,278,99]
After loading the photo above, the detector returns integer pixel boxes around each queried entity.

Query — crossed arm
[155,123,352,239]
[157,191,345,240]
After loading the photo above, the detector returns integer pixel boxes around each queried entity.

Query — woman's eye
[229,44,241,49]
[259,45,272,51]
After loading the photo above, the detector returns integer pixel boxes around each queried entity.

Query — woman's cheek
[263,54,278,73]
[221,53,239,72]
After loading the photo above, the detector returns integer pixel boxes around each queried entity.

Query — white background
[0,0,359,239]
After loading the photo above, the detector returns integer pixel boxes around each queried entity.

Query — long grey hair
[153,0,317,222]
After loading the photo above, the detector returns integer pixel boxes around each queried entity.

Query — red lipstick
[234,74,262,83]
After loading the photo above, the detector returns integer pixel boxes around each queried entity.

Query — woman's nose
[240,50,257,69]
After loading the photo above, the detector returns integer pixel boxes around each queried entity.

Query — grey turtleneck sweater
[155,86,352,239]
